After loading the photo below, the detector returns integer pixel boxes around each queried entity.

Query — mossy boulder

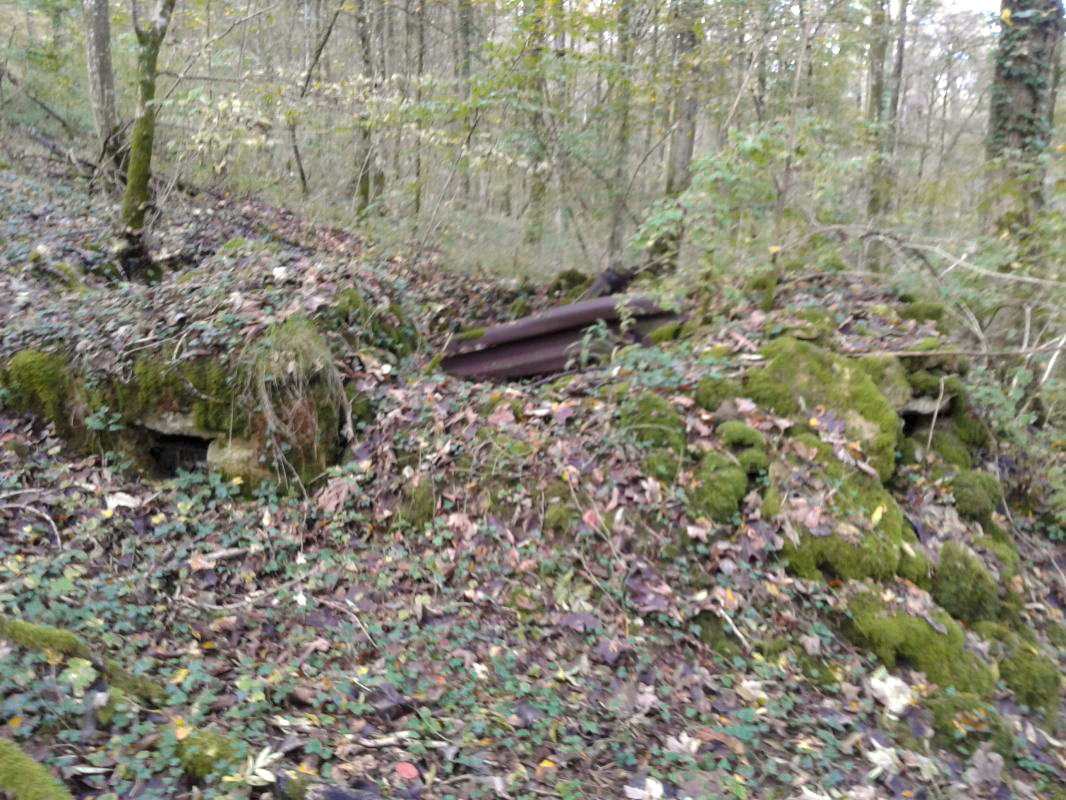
[206,437,272,487]
[952,470,1004,522]
[744,338,901,480]
[858,356,912,412]
[846,590,996,695]
[927,690,1013,757]
[900,301,945,325]
[689,452,748,523]
[0,739,74,800]
[930,427,972,469]
[717,421,765,450]
[973,622,1062,719]
[1,350,74,436]
[177,728,240,781]
[620,392,686,455]
[932,541,1001,624]
[693,376,741,413]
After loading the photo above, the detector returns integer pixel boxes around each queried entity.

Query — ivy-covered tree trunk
[119,0,177,283]
[984,0,1064,232]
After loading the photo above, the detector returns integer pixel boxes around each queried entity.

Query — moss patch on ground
[0,739,74,800]
[744,338,901,480]
[620,392,686,455]
[1,349,74,436]
[177,728,240,781]
[693,376,741,413]
[927,690,1013,758]
[846,590,996,695]
[689,452,749,523]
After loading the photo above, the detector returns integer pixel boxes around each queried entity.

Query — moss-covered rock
[906,369,964,398]
[689,452,748,523]
[0,739,74,800]
[858,356,912,412]
[693,376,741,413]
[744,338,901,480]
[648,321,681,344]
[717,421,766,450]
[177,728,240,781]
[929,427,972,470]
[620,392,686,455]
[206,437,272,487]
[952,470,1004,521]
[2,350,73,435]
[846,590,996,695]
[932,542,1001,624]
[737,447,769,474]
[927,690,1013,757]
[1000,644,1062,719]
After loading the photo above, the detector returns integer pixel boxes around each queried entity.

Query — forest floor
[0,157,1064,800]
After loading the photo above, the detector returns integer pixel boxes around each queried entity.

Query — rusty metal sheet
[441,295,678,379]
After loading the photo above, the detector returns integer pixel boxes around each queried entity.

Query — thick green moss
[784,472,905,582]
[0,739,74,800]
[744,338,900,480]
[858,356,912,411]
[648,321,681,344]
[693,376,741,412]
[695,612,743,658]
[116,355,241,436]
[178,729,240,781]
[737,447,769,474]
[898,527,932,588]
[643,447,682,483]
[932,542,1001,624]
[334,289,417,355]
[621,392,686,454]
[999,645,1062,719]
[929,427,972,470]
[927,690,1012,757]
[717,421,766,450]
[747,268,779,311]
[976,535,1020,580]
[2,350,73,435]
[689,452,748,522]
[906,370,964,398]
[953,470,1003,521]
[900,301,945,324]
[951,406,989,450]
[847,591,995,695]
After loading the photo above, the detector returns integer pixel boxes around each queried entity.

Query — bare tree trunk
[522,0,548,245]
[984,0,1064,232]
[119,0,178,283]
[413,0,426,217]
[82,0,120,167]
[865,0,889,219]
[458,0,473,205]
[352,0,377,219]
[605,0,633,270]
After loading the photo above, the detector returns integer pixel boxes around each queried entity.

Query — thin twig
[925,376,947,454]
[318,598,378,649]
[0,504,61,546]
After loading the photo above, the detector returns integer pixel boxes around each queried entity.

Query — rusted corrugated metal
[441,295,678,379]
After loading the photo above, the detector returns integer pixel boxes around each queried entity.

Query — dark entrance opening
[137,428,210,478]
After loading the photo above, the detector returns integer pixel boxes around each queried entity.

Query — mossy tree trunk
[82,0,121,171]
[983,0,1064,234]
[119,0,177,283]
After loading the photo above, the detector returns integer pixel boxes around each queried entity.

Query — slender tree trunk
[605,0,633,270]
[82,0,120,167]
[413,0,426,217]
[119,0,178,283]
[865,0,889,219]
[984,0,1064,232]
[352,0,377,219]
[458,0,473,205]
[523,0,548,245]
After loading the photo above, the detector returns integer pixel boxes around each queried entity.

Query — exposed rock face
[206,437,273,486]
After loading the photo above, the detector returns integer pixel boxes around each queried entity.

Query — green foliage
[400,480,436,529]
[716,421,766,450]
[2,350,72,435]
[177,729,240,781]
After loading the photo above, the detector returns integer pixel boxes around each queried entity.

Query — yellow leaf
[871,504,886,526]
[150,513,167,525]
[808,417,820,428]
[174,719,192,741]
[230,476,244,486]
[7,716,22,730]
[768,245,782,255]
[1001,7,1012,25]
[171,668,189,685]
